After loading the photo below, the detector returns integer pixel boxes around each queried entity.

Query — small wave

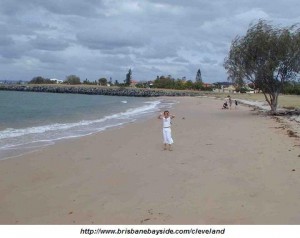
[0,99,175,159]
[0,100,161,140]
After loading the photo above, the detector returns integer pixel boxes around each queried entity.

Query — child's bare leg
[163,143,167,150]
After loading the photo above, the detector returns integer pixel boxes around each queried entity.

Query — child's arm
[170,115,175,119]
[158,113,163,119]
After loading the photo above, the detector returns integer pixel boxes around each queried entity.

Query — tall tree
[98,77,107,86]
[29,76,53,84]
[224,20,300,113]
[195,69,202,83]
[64,75,81,85]
[153,75,174,89]
[125,69,132,86]
[29,76,46,84]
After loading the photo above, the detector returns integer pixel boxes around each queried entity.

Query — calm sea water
[0,91,174,159]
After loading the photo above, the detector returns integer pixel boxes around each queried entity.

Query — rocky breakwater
[0,84,204,97]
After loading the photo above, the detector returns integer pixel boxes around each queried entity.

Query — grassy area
[205,92,300,109]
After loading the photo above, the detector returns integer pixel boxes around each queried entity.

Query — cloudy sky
[0,0,299,83]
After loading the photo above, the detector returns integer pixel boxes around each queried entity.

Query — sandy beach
[0,96,299,224]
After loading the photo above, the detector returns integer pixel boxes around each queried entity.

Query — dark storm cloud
[76,28,148,51]
[0,35,14,47]
[0,0,104,17]
[0,0,299,82]
[30,35,70,51]
[37,0,103,16]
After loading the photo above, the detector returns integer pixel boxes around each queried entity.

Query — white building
[50,78,63,84]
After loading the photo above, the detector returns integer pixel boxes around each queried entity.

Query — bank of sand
[0,97,299,224]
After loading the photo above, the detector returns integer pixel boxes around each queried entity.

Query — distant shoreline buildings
[50,78,63,84]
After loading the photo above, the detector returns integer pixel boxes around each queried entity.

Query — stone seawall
[0,84,205,97]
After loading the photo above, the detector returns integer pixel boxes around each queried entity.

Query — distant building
[202,83,212,88]
[50,78,63,84]
[212,82,258,93]
[212,82,235,93]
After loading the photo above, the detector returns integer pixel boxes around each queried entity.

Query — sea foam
[0,100,171,159]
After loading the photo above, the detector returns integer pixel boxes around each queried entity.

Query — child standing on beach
[158,110,175,151]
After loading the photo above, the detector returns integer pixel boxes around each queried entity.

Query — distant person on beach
[222,97,229,109]
[222,101,228,109]
[235,100,238,109]
[228,95,232,109]
[158,110,175,151]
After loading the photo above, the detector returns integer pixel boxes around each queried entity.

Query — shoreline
[0,96,177,160]
[0,97,299,224]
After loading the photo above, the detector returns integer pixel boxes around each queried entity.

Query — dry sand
[0,97,299,224]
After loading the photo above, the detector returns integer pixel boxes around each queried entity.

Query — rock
[0,84,206,97]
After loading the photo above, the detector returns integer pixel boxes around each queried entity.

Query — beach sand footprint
[140,209,171,224]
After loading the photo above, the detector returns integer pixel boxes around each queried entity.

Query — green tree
[283,81,300,95]
[114,80,119,86]
[83,78,91,85]
[224,20,300,113]
[98,77,107,86]
[193,81,203,90]
[125,69,132,86]
[29,76,46,84]
[153,76,174,89]
[185,80,194,89]
[174,79,185,89]
[29,76,54,84]
[195,69,202,83]
[64,75,81,85]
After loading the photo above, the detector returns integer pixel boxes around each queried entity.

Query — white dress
[162,117,173,144]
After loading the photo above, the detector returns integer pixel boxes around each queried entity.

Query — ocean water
[0,91,175,160]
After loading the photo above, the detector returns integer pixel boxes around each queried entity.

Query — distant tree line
[28,69,213,91]
[27,70,300,96]
[29,75,110,86]
[283,81,300,95]
[136,75,212,91]
[29,76,56,84]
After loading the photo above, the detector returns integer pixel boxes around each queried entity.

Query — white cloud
[235,8,269,22]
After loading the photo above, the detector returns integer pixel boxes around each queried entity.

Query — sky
[0,0,299,83]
